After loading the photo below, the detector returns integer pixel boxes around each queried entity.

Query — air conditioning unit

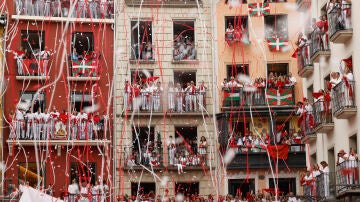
[0,14,7,26]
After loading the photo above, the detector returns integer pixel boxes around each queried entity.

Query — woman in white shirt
[320,161,330,198]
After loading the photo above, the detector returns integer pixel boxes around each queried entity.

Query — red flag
[343,58,352,68]
[312,92,323,99]
[291,48,299,58]
[266,144,289,159]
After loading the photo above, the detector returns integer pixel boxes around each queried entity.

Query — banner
[266,88,293,105]
[71,59,99,77]
[22,59,45,75]
[267,37,288,52]
[248,3,270,17]
[19,185,63,202]
[266,144,289,160]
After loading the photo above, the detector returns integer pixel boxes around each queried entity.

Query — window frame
[20,91,46,113]
[173,71,197,89]
[130,20,153,60]
[264,14,288,40]
[71,32,95,56]
[21,30,45,58]
[70,92,93,112]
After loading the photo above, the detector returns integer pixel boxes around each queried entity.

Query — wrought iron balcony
[226,144,306,169]
[310,29,330,63]
[297,45,313,78]
[331,81,356,119]
[13,0,114,20]
[124,0,203,7]
[335,160,360,198]
[222,87,295,109]
[299,112,316,143]
[328,3,352,43]
[15,58,50,80]
[313,99,334,133]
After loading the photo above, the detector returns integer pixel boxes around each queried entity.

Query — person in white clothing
[320,161,330,198]
[79,181,90,202]
[15,108,25,139]
[330,72,342,88]
[227,76,241,88]
[288,72,297,86]
[70,111,79,140]
[197,80,207,111]
[77,111,88,140]
[185,81,197,111]
[175,83,183,112]
[49,107,59,139]
[346,148,358,184]
[68,179,80,202]
[153,82,163,111]
[167,82,175,112]
[42,109,50,140]
[33,108,43,140]
[167,136,176,165]
[25,110,34,140]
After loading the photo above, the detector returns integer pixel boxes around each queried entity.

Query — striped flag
[224,91,241,101]
[266,88,294,105]
[267,37,289,52]
[248,3,270,17]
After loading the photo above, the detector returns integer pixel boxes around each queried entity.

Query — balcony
[297,45,313,78]
[332,81,356,119]
[124,0,203,7]
[172,49,198,64]
[15,58,50,80]
[124,91,207,116]
[310,29,330,63]
[313,100,334,133]
[335,160,360,199]
[12,0,114,23]
[225,30,250,46]
[296,0,311,11]
[299,112,316,143]
[226,144,306,169]
[328,4,352,43]
[304,172,337,201]
[7,119,111,155]
[222,87,295,110]
[67,56,101,81]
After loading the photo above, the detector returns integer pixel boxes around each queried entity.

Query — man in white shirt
[77,111,88,140]
[42,109,50,140]
[15,108,25,139]
[330,72,342,88]
[33,108,43,140]
[227,76,241,88]
[288,72,297,86]
[49,107,59,139]
[25,110,34,140]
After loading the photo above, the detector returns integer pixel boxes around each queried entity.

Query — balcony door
[228,179,255,199]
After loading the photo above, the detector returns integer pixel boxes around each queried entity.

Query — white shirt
[34,112,43,122]
[15,109,24,120]
[289,76,297,86]
[68,183,79,194]
[80,185,88,194]
[227,80,240,88]
[305,104,313,113]
[345,72,354,82]
[43,113,50,123]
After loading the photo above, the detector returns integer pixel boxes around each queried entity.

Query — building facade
[297,0,360,200]
[114,0,217,199]
[1,1,114,199]
[216,0,307,198]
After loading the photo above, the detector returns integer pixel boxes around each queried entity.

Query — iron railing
[313,99,332,127]
[222,87,295,108]
[125,91,206,112]
[331,81,355,115]
[309,27,329,59]
[16,58,49,76]
[14,0,114,19]
[328,3,352,38]
[336,160,359,193]
[297,43,312,72]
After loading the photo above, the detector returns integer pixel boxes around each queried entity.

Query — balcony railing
[225,30,250,45]
[313,99,333,131]
[172,48,197,63]
[310,28,330,62]
[16,58,49,76]
[297,44,313,77]
[336,160,360,193]
[227,144,306,169]
[328,3,352,43]
[304,172,337,201]
[8,119,110,141]
[69,56,100,77]
[222,87,295,108]
[14,0,114,19]
[125,91,206,113]
[298,111,315,139]
[124,0,202,7]
[331,81,356,117]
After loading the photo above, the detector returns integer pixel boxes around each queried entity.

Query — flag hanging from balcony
[266,88,294,105]
[248,3,270,17]
[262,144,289,160]
[267,37,288,52]
[71,59,98,76]
[223,91,241,101]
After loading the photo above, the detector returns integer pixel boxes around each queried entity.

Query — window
[226,64,249,79]
[130,69,154,84]
[131,182,156,198]
[228,179,255,199]
[269,178,296,195]
[175,126,198,155]
[21,30,45,58]
[173,20,196,60]
[18,162,45,188]
[70,92,92,112]
[267,63,288,77]
[225,16,249,43]
[131,20,153,60]
[132,127,156,165]
[175,182,199,196]
[72,32,94,56]
[264,15,288,39]
[174,71,196,89]
[20,92,45,113]
[231,121,250,137]
[70,162,96,185]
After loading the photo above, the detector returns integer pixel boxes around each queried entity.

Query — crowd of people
[66,179,110,202]
[173,34,197,61]
[12,47,51,76]
[126,135,208,174]
[124,80,207,112]
[301,148,358,199]
[7,106,109,141]
[225,22,250,45]
[14,0,114,19]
